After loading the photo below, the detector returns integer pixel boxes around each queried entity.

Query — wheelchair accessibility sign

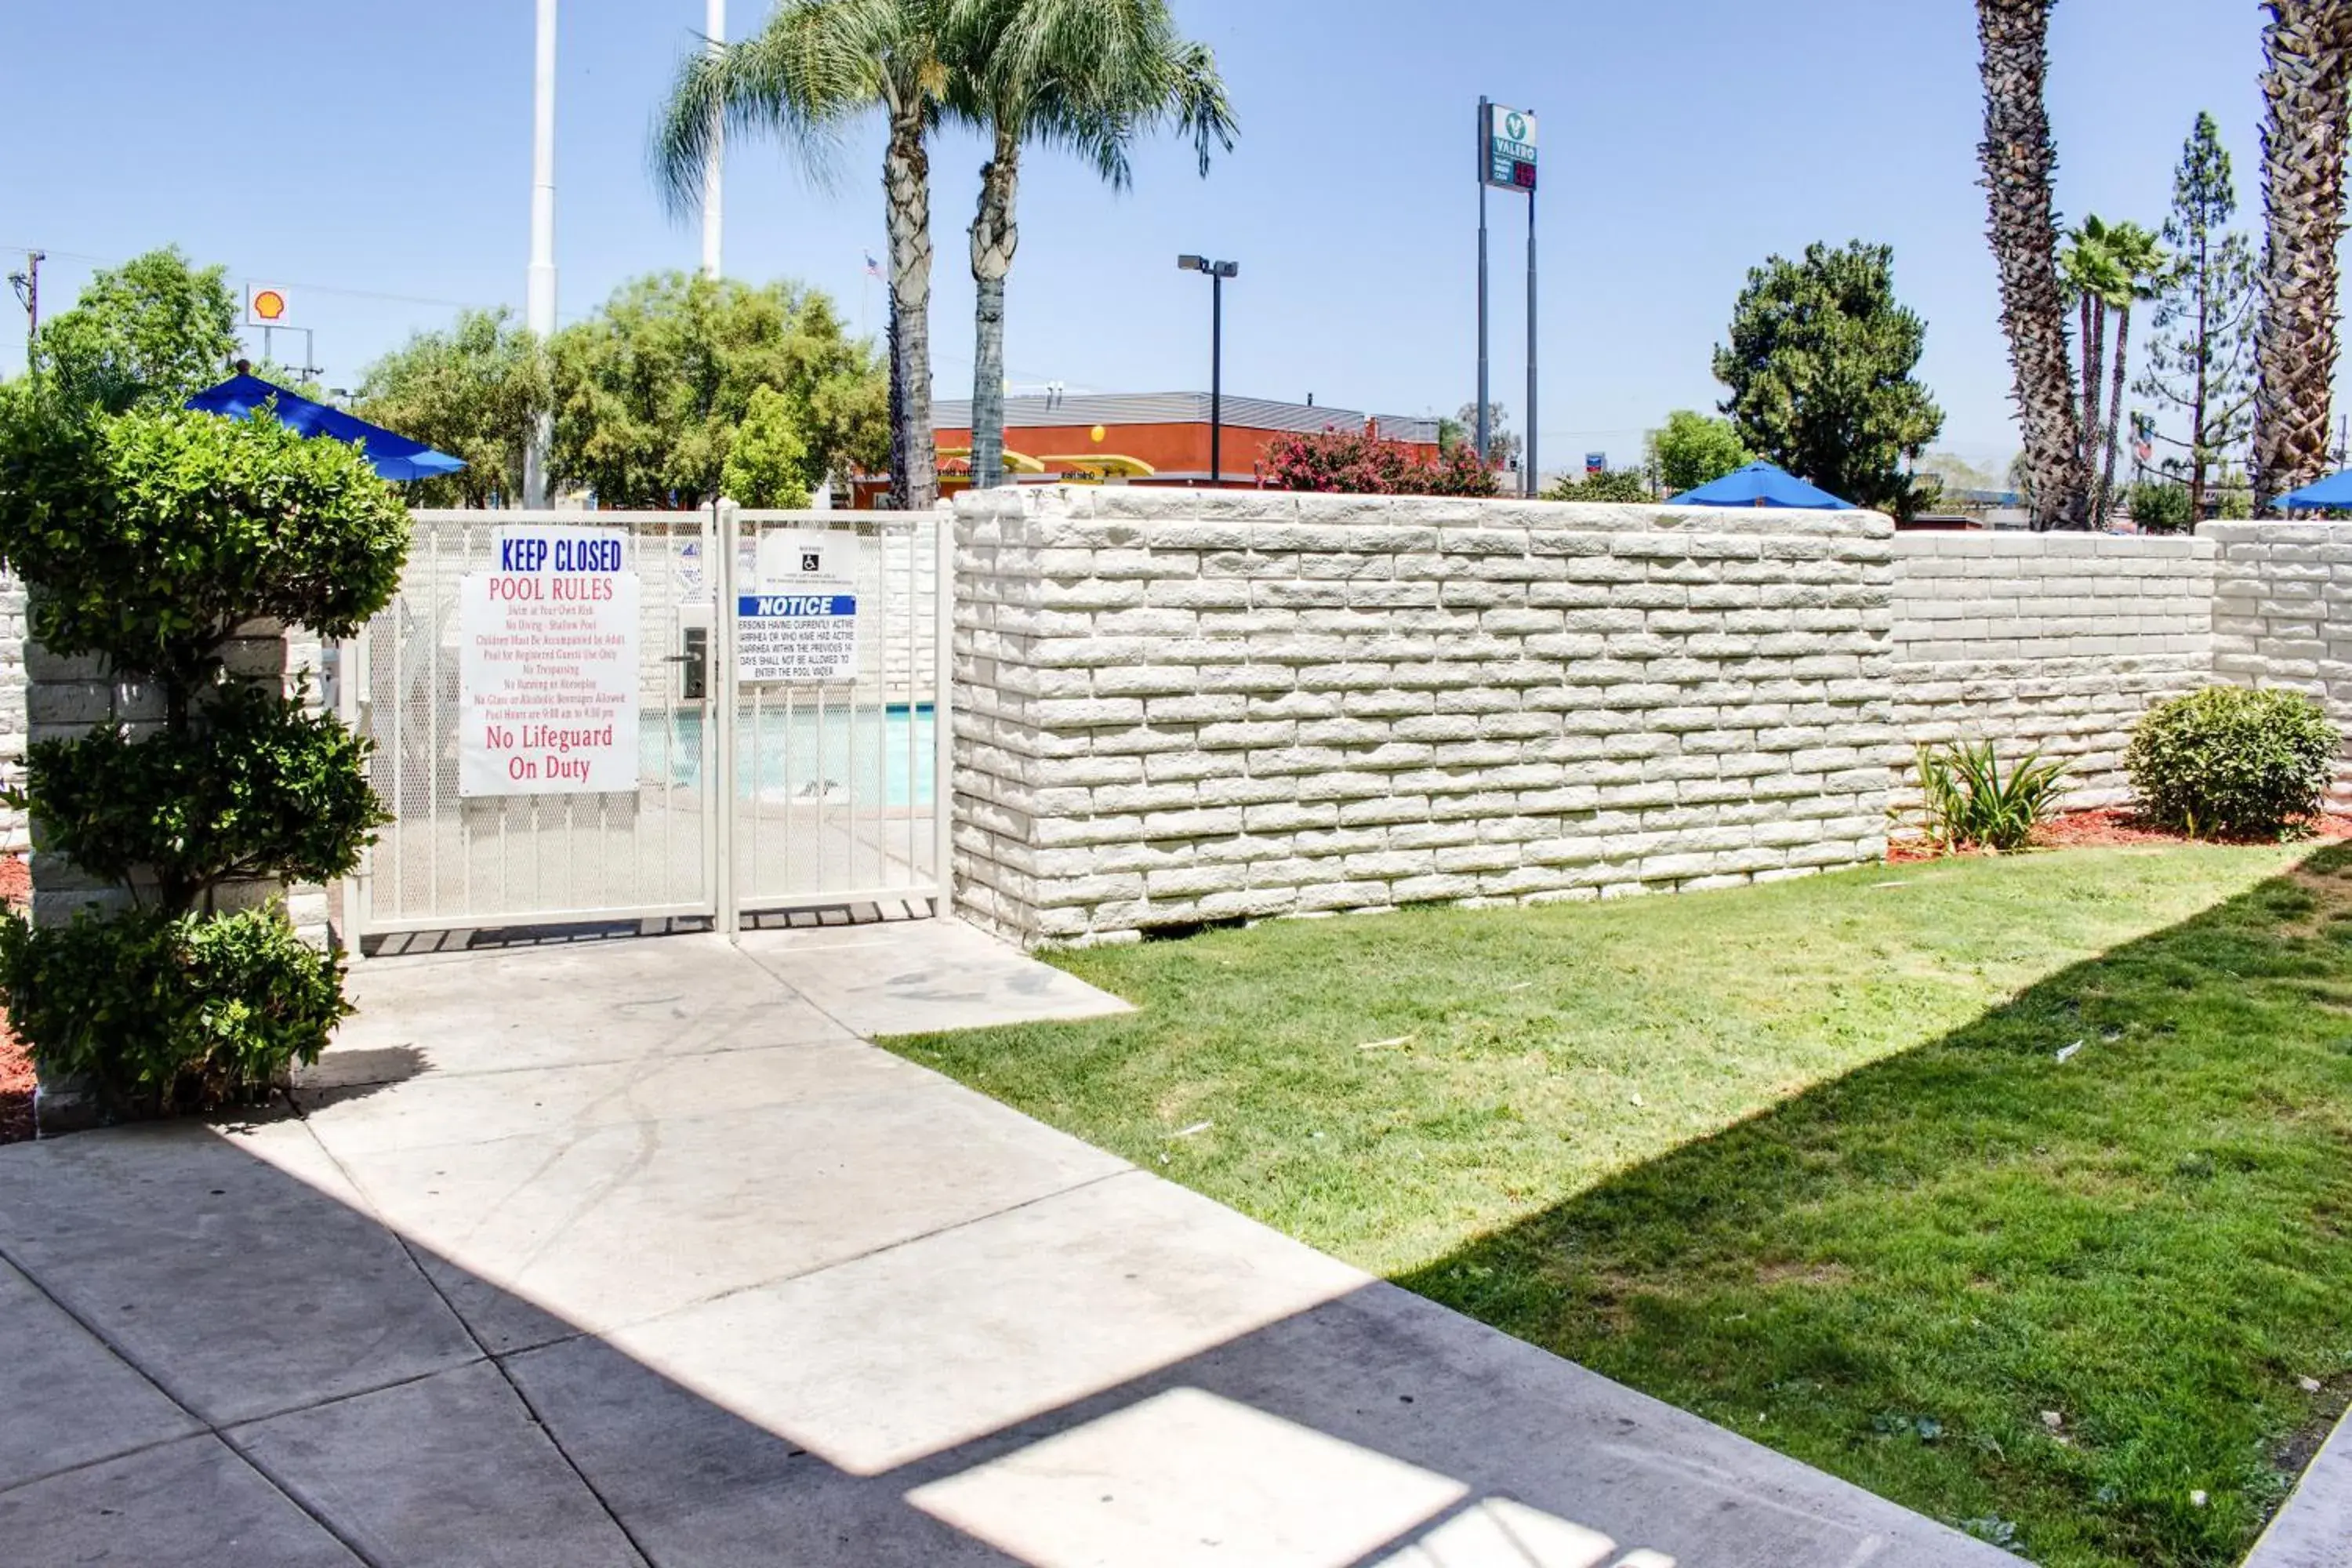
[738,530,863,683]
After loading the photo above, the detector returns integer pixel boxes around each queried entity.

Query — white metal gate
[345,506,949,940]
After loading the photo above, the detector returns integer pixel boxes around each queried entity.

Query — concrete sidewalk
[0,920,2017,1567]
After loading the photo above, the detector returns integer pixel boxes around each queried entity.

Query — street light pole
[1178,254,1240,487]
[1210,267,1225,485]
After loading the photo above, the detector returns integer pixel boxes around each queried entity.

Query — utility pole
[701,0,724,279]
[524,0,559,508]
[8,251,42,368]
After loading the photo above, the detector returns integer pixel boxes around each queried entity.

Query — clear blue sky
[0,0,2283,472]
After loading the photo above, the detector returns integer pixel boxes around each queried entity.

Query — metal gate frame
[716,504,954,935]
[343,503,952,943]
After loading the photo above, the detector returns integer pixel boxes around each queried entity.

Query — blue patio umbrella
[1669,460,1854,510]
[184,373,465,482]
[2277,470,2352,510]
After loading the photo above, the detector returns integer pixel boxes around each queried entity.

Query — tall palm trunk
[2079,292,2107,507]
[2253,0,2352,508]
[967,123,1022,491]
[2099,302,2134,521]
[1977,0,2088,529]
[883,96,938,512]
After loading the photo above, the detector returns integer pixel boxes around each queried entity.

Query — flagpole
[700,0,724,279]
[524,0,558,507]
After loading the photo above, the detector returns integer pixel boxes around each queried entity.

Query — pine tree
[2137,112,2258,518]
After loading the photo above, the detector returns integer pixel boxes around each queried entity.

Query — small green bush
[1545,467,1654,503]
[0,907,349,1113]
[2127,685,2340,837]
[2127,481,2194,533]
[1911,740,2068,852]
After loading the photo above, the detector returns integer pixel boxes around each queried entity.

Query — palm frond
[650,0,922,220]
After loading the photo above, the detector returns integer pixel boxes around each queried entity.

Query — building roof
[930,391,1439,445]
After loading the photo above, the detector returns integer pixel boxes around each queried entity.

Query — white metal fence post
[933,509,954,919]
[716,497,742,940]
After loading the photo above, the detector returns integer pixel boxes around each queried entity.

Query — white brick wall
[2204,521,2352,807]
[953,486,1896,946]
[1888,534,2216,810]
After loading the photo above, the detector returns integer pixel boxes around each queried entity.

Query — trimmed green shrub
[2127,686,2339,837]
[0,396,407,1119]
[1911,740,2068,852]
[17,681,387,910]
[0,908,348,1113]
[0,404,406,701]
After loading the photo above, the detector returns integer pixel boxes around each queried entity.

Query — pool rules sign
[459,527,641,796]
[738,530,862,683]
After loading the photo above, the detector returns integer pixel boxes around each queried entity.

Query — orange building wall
[931,419,1439,485]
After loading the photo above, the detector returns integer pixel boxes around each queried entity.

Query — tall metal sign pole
[524,0,559,507]
[1478,100,1537,492]
[1475,97,1490,464]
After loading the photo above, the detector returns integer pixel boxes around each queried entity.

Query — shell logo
[1090,423,1106,443]
[248,286,289,324]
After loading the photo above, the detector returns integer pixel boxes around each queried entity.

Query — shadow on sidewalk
[0,1102,2009,1566]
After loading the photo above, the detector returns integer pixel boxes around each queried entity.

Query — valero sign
[1483,104,1537,191]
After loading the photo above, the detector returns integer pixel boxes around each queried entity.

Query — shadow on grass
[1394,844,2352,1568]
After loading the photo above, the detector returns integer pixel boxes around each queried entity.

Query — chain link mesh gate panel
[348,510,718,935]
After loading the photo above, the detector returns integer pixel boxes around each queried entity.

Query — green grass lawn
[887,845,2352,1567]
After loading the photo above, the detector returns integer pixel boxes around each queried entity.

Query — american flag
[863,252,884,281]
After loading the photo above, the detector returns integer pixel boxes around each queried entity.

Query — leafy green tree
[656,0,957,510]
[948,0,1233,486]
[1713,241,1945,517]
[548,272,885,508]
[1644,410,1748,495]
[34,247,240,412]
[2137,113,2258,519]
[720,386,814,506]
[1452,401,1521,472]
[353,308,549,508]
[1915,451,2005,496]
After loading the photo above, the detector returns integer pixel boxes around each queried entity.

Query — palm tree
[2060,216,2121,508]
[1976,0,2088,529]
[2093,220,2166,521]
[2252,1,2352,509]
[656,0,954,511]
[949,0,1234,488]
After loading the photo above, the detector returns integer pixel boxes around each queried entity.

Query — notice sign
[459,527,641,796]
[738,530,863,683]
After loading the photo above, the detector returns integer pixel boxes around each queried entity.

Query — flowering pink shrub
[1258,425,1498,496]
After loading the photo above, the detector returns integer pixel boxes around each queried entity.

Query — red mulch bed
[1889,808,2352,864]
[0,856,31,1143]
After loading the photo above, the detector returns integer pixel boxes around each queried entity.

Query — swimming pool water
[648,705,935,809]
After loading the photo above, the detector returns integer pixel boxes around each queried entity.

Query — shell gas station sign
[245,283,292,327]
